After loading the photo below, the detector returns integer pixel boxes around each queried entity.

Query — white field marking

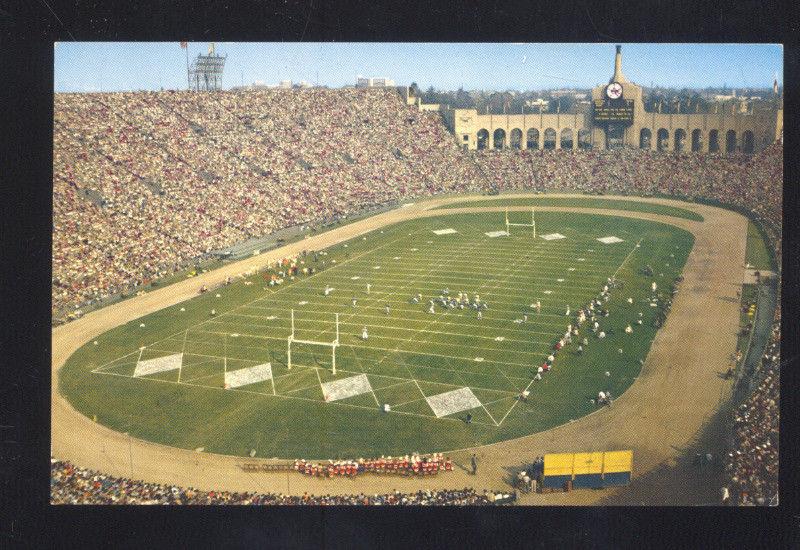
[224,363,273,389]
[485,230,509,238]
[425,387,483,419]
[265,315,277,320]
[497,237,647,427]
[474,357,484,362]
[393,256,401,260]
[91,349,140,373]
[342,254,622,271]
[612,238,645,279]
[313,229,492,352]
[390,396,430,409]
[335,259,622,275]
[134,353,183,377]
[432,228,458,235]
[495,336,505,342]
[290,359,523,394]
[284,383,324,395]
[167,333,545,374]
[180,370,224,385]
[540,233,566,241]
[111,348,526,397]
[410,248,418,251]
[568,268,576,271]
[298,270,608,291]
[543,290,552,294]
[351,276,361,280]
[93,368,497,426]
[224,312,557,345]
[242,302,585,326]
[373,266,380,269]
[557,278,564,282]
[298,301,308,305]
[577,258,586,261]
[93,230,419,372]
[597,236,624,244]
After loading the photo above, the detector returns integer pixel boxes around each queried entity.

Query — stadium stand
[50,458,513,505]
[53,90,781,505]
[723,308,780,506]
[53,89,782,323]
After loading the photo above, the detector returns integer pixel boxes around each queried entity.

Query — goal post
[505,207,536,238]
[287,309,340,374]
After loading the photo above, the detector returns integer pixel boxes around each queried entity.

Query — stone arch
[510,128,523,149]
[543,128,557,150]
[743,130,754,154]
[578,129,592,150]
[674,129,687,153]
[708,130,720,153]
[657,128,669,152]
[526,128,539,149]
[493,128,506,149]
[691,129,702,152]
[639,128,652,149]
[560,128,574,150]
[726,130,737,153]
[477,129,489,150]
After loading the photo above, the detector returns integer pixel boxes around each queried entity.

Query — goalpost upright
[505,207,536,238]
[287,309,340,374]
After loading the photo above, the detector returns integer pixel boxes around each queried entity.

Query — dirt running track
[51,194,747,505]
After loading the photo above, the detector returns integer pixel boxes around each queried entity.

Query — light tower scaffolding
[505,207,536,238]
[287,310,340,374]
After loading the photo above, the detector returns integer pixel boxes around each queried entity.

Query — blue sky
[54,42,783,93]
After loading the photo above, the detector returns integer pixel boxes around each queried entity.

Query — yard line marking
[93,368,501,425]
[496,237,647,426]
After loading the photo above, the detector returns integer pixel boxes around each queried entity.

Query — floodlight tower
[188,42,227,92]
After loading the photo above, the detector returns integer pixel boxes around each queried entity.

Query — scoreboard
[593,99,635,125]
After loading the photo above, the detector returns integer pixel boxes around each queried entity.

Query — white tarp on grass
[485,230,509,238]
[426,387,482,418]
[134,353,183,377]
[540,233,566,241]
[597,236,624,244]
[321,374,372,402]
[433,228,458,235]
[224,363,273,389]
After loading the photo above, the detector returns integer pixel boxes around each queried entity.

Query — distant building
[525,98,549,109]
[356,76,396,88]
[442,45,782,153]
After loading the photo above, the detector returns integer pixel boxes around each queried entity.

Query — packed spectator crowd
[50,458,512,505]
[471,145,782,264]
[53,88,485,320]
[723,309,780,506]
[53,89,781,325]
[293,453,454,478]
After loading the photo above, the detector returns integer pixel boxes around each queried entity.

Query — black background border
[1,1,798,547]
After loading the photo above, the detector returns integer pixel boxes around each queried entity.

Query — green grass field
[744,220,775,271]
[60,210,694,459]
[434,196,704,221]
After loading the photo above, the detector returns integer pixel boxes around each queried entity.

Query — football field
[61,210,693,458]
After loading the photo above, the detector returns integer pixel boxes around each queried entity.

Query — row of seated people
[723,307,780,506]
[50,458,509,505]
[471,144,782,266]
[53,88,782,323]
[53,88,485,319]
[294,453,454,477]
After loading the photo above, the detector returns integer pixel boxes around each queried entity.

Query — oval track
[51,194,747,504]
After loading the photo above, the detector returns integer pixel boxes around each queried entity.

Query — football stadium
[51,43,782,506]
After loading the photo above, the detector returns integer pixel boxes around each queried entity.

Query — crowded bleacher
[53,88,485,320]
[53,88,782,323]
[723,309,780,506]
[50,458,512,505]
